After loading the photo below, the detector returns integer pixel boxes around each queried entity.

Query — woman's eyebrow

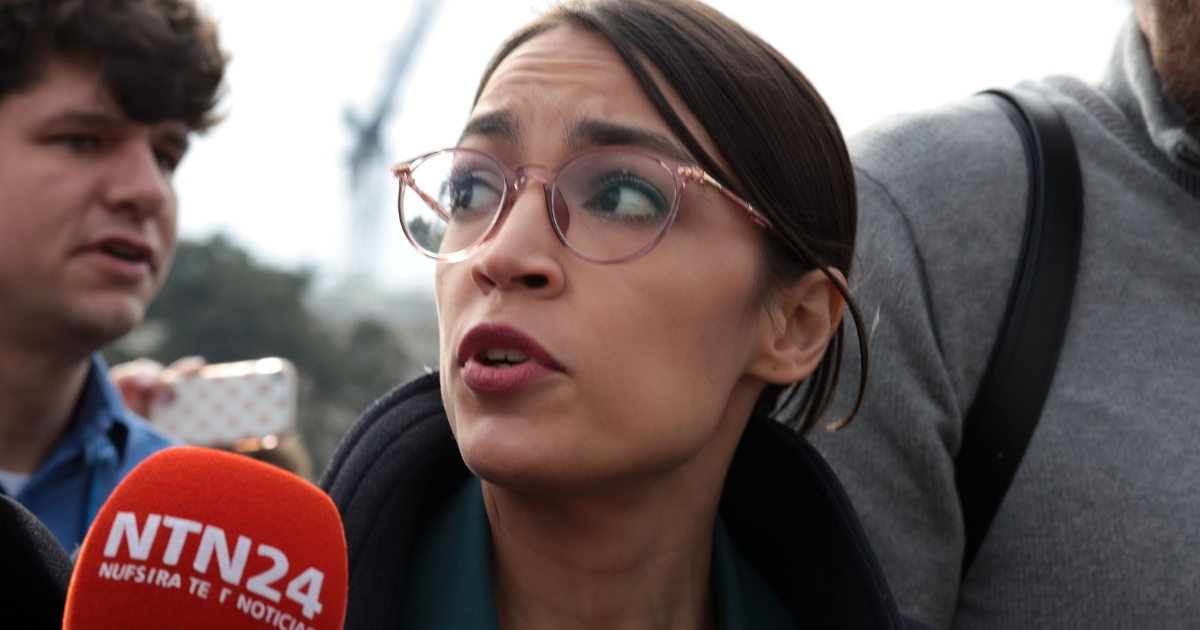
[565,119,691,163]
[459,111,521,145]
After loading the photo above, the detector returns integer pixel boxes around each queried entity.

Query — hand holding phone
[145,358,298,447]
[108,356,204,418]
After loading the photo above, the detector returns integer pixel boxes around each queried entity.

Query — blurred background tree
[104,235,426,478]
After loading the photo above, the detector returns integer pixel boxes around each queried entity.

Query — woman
[321,1,905,628]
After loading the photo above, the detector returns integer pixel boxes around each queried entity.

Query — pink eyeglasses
[391,145,772,264]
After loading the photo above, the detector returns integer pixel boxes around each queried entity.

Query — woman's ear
[747,268,847,385]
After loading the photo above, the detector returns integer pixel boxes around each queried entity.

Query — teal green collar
[398,476,795,629]
[398,476,500,628]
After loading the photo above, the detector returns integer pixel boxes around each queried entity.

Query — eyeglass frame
[390,145,775,264]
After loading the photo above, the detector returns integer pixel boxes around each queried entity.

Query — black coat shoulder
[320,373,469,630]
[321,373,909,630]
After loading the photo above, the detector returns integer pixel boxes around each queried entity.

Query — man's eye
[59,134,100,151]
[155,150,181,173]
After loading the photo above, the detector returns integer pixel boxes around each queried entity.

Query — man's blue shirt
[4,354,178,552]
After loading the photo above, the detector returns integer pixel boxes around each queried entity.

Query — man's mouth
[98,240,151,263]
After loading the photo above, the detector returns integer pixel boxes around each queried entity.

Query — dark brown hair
[474,0,868,433]
[0,0,226,131]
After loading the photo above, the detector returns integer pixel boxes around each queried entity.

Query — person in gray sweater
[809,1,1200,628]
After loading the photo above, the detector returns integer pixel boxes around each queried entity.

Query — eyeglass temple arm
[679,166,774,230]
[393,164,451,221]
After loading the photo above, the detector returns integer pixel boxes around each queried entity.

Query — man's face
[0,56,186,354]
[1140,0,1200,136]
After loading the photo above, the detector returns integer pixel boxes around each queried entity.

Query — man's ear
[747,268,846,385]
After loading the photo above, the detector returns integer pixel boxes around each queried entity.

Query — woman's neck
[480,375,764,630]
[485,480,719,630]
[482,443,740,630]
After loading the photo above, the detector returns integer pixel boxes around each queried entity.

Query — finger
[114,379,156,418]
[108,357,166,382]
[165,356,206,378]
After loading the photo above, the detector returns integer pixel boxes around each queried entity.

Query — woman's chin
[459,434,700,499]
[459,438,597,493]
[458,434,631,496]
[447,404,599,491]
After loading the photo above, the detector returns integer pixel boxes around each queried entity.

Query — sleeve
[807,97,1030,629]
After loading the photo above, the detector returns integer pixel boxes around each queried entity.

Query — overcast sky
[175,0,1131,294]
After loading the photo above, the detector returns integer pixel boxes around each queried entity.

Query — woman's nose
[469,182,566,295]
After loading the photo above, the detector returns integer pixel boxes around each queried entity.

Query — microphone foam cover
[64,447,347,630]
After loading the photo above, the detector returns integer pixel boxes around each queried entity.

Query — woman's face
[438,26,782,491]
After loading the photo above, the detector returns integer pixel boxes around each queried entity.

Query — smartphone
[148,358,298,448]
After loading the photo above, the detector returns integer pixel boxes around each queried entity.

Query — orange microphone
[64,447,347,630]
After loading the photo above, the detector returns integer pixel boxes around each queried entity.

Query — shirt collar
[18,354,134,505]
[63,355,134,469]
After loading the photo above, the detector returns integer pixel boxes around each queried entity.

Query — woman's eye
[442,173,501,216]
[582,174,670,219]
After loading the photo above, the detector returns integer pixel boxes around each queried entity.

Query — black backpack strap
[955,88,1083,576]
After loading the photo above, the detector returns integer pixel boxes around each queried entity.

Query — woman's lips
[457,322,562,395]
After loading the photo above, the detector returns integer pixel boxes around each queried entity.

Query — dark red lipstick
[457,322,562,395]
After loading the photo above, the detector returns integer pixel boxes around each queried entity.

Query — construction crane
[343,0,443,288]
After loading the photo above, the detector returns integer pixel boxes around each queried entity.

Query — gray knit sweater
[809,16,1200,630]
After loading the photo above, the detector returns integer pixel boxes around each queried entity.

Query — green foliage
[104,235,416,478]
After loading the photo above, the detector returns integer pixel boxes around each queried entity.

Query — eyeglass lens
[400,149,679,262]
